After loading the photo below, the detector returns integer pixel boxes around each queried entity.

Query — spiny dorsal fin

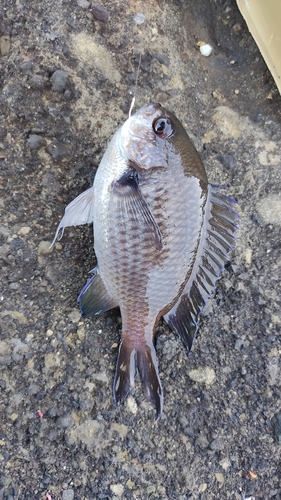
[164,185,238,352]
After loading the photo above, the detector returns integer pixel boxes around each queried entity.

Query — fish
[52,103,238,419]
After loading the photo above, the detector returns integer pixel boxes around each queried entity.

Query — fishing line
[128,52,142,118]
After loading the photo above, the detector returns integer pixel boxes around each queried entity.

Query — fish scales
[52,102,238,418]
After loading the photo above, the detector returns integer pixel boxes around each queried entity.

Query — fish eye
[153,117,173,138]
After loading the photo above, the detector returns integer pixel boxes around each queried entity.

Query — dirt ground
[0,0,280,499]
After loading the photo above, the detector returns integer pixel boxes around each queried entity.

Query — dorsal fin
[164,185,238,352]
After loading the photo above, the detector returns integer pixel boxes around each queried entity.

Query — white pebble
[244,247,252,268]
[110,484,124,497]
[200,44,212,57]
[18,226,31,235]
[127,396,138,414]
[134,13,146,25]
[188,366,216,385]
[38,240,53,255]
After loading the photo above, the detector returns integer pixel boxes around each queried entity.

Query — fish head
[118,103,207,183]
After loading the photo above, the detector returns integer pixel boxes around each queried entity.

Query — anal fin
[78,268,118,317]
[164,185,238,353]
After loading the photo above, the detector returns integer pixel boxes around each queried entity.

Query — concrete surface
[0,0,280,499]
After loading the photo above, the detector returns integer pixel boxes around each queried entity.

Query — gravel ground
[0,0,280,499]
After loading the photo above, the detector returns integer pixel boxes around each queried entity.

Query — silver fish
[52,103,237,418]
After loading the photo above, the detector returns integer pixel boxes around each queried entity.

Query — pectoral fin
[78,267,118,317]
[113,167,163,251]
[164,185,238,353]
[51,187,95,246]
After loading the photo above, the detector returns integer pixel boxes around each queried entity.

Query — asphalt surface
[0,0,280,499]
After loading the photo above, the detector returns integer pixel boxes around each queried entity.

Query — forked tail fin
[113,341,136,408]
[137,343,163,419]
[113,340,163,419]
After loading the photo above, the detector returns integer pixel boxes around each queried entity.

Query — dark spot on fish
[113,165,139,195]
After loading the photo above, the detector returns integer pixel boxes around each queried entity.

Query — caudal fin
[113,340,163,419]
[113,341,136,407]
[137,343,163,419]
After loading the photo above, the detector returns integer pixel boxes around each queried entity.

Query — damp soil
[0,1,280,499]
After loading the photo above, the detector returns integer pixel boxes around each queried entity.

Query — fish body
[53,103,237,418]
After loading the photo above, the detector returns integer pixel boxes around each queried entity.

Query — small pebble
[92,2,109,22]
[0,341,11,356]
[38,241,53,255]
[29,74,47,90]
[210,437,224,451]
[187,366,216,385]
[127,396,138,415]
[215,472,224,483]
[18,226,31,236]
[235,338,244,350]
[217,153,236,170]
[62,489,74,500]
[68,310,81,323]
[46,32,58,41]
[111,423,128,438]
[200,43,212,57]
[156,53,170,67]
[20,59,34,74]
[219,457,231,470]
[256,195,281,225]
[110,484,124,497]
[46,140,69,162]
[77,0,90,8]
[28,134,46,150]
[271,314,281,324]
[198,483,208,493]
[77,327,85,341]
[50,69,69,92]
[244,247,252,268]
[134,12,146,25]
[0,35,10,56]
[57,414,75,429]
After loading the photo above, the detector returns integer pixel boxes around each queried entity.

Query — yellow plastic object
[237,0,281,93]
